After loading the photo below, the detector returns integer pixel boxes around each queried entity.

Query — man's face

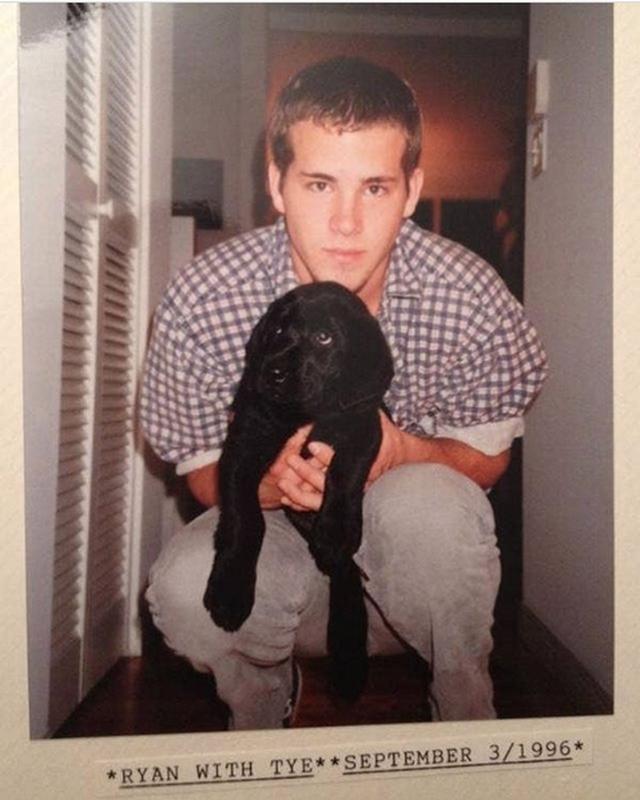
[268,120,423,313]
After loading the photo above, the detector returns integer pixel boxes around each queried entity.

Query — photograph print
[19,2,613,741]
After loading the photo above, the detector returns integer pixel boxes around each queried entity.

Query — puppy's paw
[203,556,256,631]
[326,560,368,700]
[328,605,368,700]
[330,649,368,702]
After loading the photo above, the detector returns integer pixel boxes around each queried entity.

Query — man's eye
[366,184,387,197]
[308,181,329,193]
[313,330,333,346]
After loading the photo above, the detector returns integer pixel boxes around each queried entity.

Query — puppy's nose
[269,366,287,384]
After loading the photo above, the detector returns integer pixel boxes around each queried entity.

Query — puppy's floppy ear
[337,312,393,409]
[238,296,285,399]
[244,291,290,363]
[244,312,269,364]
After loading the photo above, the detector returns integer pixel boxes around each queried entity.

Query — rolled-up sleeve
[436,299,548,427]
[139,296,232,473]
[418,417,525,456]
[421,295,548,454]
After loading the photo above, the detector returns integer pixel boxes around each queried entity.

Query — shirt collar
[383,220,423,300]
[266,216,298,297]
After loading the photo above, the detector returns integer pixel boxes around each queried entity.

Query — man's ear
[268,162,286,215]
[402,167,424,218]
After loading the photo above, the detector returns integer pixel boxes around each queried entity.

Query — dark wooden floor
[54,605,583,739]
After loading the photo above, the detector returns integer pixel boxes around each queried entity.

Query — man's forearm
[186,462,219,508]
[185,429,511,511]
[400,432,510,490]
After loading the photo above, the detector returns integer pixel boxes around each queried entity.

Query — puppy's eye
[314,330,333,346]
[274,325,284,336]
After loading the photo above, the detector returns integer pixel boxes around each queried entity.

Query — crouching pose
[140,56,547,729]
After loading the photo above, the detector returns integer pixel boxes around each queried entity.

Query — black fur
[202,281,393,700]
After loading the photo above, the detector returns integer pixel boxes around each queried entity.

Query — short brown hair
[268,57,422,181]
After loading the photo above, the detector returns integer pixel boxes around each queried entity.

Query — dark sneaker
[282,660,302,728]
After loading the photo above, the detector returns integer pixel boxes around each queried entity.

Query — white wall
[523,5,613,695]
[131,4,175,652]
[19,2,67,740]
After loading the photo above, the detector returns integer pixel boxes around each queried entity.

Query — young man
[140,57,547,729]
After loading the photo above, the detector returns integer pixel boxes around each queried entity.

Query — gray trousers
[146,463,501,729]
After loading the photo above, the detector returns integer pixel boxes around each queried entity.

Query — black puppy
[203,281,393,699]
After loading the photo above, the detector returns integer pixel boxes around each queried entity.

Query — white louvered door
[83,2,141,696]
[48,2,142,728]
[49,3,101,730]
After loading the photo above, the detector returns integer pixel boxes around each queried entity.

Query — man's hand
[364,411,407,489]
[185,427,335,512]
[277,438,334,512]
[259,425,335,511]
[278,414,403,509]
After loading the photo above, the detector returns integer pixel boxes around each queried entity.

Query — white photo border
[2,3,639,798]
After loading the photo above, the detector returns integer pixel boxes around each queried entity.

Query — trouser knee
[361,463,498,573]
[146,506,323,669]
[357,463,500,666]
[145,507,232,670]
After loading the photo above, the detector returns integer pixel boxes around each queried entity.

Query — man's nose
[329,192,362,236]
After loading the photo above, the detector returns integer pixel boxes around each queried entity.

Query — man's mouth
[323,248,365,263]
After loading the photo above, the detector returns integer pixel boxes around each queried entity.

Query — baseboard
[518,605,613,715]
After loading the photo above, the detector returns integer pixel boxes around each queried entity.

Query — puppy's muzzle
[262,361,290,390]
[268,365,287,385]
[259,358,324,408]
[258,359,293,399]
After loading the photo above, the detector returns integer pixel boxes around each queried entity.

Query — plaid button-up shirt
[140,218,548,475]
